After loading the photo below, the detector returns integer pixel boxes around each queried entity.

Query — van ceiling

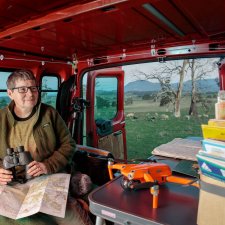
[0,0,225,62]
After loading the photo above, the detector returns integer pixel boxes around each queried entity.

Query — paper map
[0,173,70,219]
[152,138,202,161]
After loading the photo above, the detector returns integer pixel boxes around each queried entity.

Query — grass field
[124,96,216,159]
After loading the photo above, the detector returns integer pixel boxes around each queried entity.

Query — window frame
[40,74,60,108]
[0,69,14,109]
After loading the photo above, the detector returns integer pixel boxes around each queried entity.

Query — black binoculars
[3,146,33,183]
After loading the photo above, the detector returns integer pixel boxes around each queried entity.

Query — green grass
[125,97,216,159]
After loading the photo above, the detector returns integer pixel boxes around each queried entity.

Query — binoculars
[3,146,33,183]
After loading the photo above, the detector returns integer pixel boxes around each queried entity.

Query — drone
[107,158,199,209]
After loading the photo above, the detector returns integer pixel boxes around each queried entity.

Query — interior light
[142,3,185,37]
[32,26,42,31]
[101,5,116,12]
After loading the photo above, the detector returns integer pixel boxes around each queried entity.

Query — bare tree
[133,65,174,108]
[174,60,188,117]
[134,60,188,117]
[188,59,218,116]
[133,58,218,117]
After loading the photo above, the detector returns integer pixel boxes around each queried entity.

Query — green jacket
[0,101,76,174]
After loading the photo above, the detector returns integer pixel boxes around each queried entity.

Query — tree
[133,58,218,117]
[134,60,188,117]
[0,98,7,108]
[188,59,218,116]
[125,97,133,105]
[142,94,151,100]
[134,66,174,109]
[174,60,188,117]
[41,79,48,101]
[96,96,110,108]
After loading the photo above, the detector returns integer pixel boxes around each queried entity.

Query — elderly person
[0,69,93,225]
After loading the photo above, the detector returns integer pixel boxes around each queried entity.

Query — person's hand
[0,168,13,185]
[27,161,47,177]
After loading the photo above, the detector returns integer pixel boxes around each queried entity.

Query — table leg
[96,216,105,225]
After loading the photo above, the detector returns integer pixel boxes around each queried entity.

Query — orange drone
[107,159,199,209]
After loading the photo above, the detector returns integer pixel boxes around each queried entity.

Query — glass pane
[122,58,219,159]
[94,77,118,120]
[41,76,58,90]
[0,72,9,89]
[82,73,88,145]
[0,71,11,108]
[41,76,58,108]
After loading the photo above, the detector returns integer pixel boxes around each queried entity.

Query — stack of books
[201,119,225,141]
[197,120,225,225]
[197,138,225,225]
[197,138,225,182]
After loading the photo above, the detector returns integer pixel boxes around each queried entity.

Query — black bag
[73,150,113,186]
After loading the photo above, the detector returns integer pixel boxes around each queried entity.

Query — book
[208,119,225,127]
[196,151,225,182]
[201,124,225,140]
[202,138,225,159]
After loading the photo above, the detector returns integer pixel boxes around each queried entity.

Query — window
[94,77,118,120]
[41,76,59,108]
[122,57,219,159]
[0,71,12,109]
[82,73,88,145]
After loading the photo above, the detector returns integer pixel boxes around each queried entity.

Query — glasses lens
[15,86,39,93]
[18,87,27,93]
[30,86,39,92]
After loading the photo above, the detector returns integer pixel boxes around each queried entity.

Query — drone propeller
[129,158,161,163]
[120,176,157,191]
[114,157,168,163]
[76,149,167,164]
[88,156,160,163]
[181,178,199,187]
[86,152,168,164]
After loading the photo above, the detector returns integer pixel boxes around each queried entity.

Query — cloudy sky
[122,58,219,85]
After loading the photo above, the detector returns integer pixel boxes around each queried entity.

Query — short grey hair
[6,69,37,89]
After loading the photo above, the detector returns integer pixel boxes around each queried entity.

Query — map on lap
[0,173,70,220]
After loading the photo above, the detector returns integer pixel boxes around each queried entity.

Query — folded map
[0,173,70,220]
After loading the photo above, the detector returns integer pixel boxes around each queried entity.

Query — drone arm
[108,165,114,180]
[166,176,199,188]
[150,185,159,209]
[108,163,127,180]
[144,173,159,209]
[143,173,154,183]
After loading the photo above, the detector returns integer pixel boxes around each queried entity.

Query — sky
[122,58,219,85]
[0,71,58,90]
[0,72,10,89]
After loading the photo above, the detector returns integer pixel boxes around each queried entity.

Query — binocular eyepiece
[3,146,33,183]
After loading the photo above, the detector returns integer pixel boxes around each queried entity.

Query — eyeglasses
[11,86,39,93]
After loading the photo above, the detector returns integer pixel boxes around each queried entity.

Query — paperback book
[197,150,225,182]
[202,138,225,159]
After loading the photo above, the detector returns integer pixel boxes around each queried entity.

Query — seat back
[56,75,75,123]
[73,145,114,186]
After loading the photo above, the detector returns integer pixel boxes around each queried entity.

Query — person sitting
[0,69,93,225]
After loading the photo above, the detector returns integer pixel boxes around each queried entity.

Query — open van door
[86,68,127,160]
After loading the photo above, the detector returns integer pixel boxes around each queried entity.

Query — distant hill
[125,78,219,93]
[181,79,219,93]
[125,80,161,92]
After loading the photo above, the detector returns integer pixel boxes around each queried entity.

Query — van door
[86,68,127,160]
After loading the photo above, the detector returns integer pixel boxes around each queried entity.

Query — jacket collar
[7,101,41,125]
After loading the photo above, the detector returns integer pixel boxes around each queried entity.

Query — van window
[41,76,59,108]
[122,57,219,159]
[0,71,12,109]
[82,73,88,145]
[94,77,118,120]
